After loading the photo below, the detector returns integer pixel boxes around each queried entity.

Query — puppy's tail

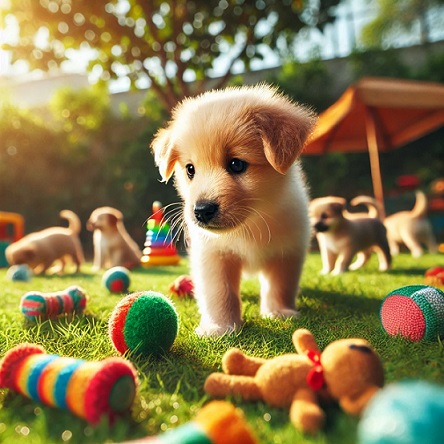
[59,210,82,234]
[348,196,383,219]
[410,190,428,218]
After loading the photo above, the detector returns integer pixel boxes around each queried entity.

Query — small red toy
[425,267,444,287]
[169,275,194,298]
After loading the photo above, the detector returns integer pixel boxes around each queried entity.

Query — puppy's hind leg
[349,250,370,271]
[259,253,302,319]
[375,238,391,271]
[331,249,355,275]
[402,232,424,258]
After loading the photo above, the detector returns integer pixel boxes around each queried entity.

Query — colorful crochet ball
[358,380,444,444]
[380,285,444,341]
[109,291,179,357]
[6,264,32,282]
[102,266,131,293]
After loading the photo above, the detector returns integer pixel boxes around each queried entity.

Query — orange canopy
[303,77,444,214]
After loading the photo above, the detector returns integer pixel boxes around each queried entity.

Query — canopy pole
[365,107,386,219]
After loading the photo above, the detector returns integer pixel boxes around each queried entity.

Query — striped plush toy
[20,286,86,320]
[0,343,138,423]
[121,401,257,444]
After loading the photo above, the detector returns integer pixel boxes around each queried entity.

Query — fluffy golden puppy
[151,84,316,336]
[5,210,84,275]
[87,206,142,270]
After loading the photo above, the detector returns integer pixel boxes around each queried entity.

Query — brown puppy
[151,84,316,336]
[353,191,437,257]
[5,210,84,274]
[87,206,142,270]
[309,197,391,275]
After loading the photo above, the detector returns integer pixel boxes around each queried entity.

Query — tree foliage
[3,0,340,109]
[360,0,444,48]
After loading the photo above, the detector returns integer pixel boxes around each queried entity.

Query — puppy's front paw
[331,268,345,276]
[195,323,239,337]
[262,308,300,320]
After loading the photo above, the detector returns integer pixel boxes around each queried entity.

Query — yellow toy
[204,328,384,435]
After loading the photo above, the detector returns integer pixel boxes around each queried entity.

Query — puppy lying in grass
[309,197,391,275]
[5,210,84,275]
[151,84,316,336]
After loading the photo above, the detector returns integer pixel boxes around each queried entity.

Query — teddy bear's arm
[292,329,320,355]
[339,385,380,415]
[222,348,267,376]
[289,388,325,435]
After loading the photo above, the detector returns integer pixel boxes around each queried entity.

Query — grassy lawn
[0,252,443,443]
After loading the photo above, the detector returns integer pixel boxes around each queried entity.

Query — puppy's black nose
[194,201,219,225]
[314,221,329,233]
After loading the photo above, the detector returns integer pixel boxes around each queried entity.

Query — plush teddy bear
[204,328,384,434]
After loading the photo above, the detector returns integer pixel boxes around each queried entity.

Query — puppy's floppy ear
[252,101,317,174]
[151,127,179,182]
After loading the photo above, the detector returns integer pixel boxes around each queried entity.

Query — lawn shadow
[301,288,382,315]
[33,271,96,280]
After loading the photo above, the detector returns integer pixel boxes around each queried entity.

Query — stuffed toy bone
[204,328,384,434]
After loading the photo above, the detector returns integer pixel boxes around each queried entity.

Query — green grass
[0,252,443,444]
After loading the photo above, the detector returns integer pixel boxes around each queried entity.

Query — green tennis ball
[109,291,179,356]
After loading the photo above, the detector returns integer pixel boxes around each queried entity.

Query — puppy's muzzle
[314,221,329,233]
[194,200,219,225]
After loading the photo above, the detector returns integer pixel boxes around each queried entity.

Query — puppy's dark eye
[321,212,328,219]
[186,163,195,180]
[228,158,248,174]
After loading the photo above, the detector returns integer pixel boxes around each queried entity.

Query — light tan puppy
[5,210,84,274]
[353,191,437,257]
[87,206,142,270]
[309,197,391,275]
[151,84,316,336]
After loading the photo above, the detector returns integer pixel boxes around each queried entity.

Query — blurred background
[1,0,443,256]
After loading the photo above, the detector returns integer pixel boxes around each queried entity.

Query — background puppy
[309,197,391,275]
[5,210,84,274]
[87,206,142,270]
[151,84,316,336]
[353,191,437,257]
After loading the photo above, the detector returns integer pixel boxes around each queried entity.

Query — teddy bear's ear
[339,386,380,415]
[292,329,320,355]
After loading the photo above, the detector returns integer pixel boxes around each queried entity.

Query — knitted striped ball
[7,264,32,282]
[102,267,130,293]
[108,291,178,356]
[380,285,444,341]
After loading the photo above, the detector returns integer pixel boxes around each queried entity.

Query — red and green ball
[109,291,179,356]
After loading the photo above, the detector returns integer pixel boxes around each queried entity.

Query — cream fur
[151,84,316,336]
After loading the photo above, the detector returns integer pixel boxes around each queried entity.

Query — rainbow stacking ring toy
[141,219,180,266]
[102,266,131,293]
[380,285,444,341]
[0,343,138,423]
